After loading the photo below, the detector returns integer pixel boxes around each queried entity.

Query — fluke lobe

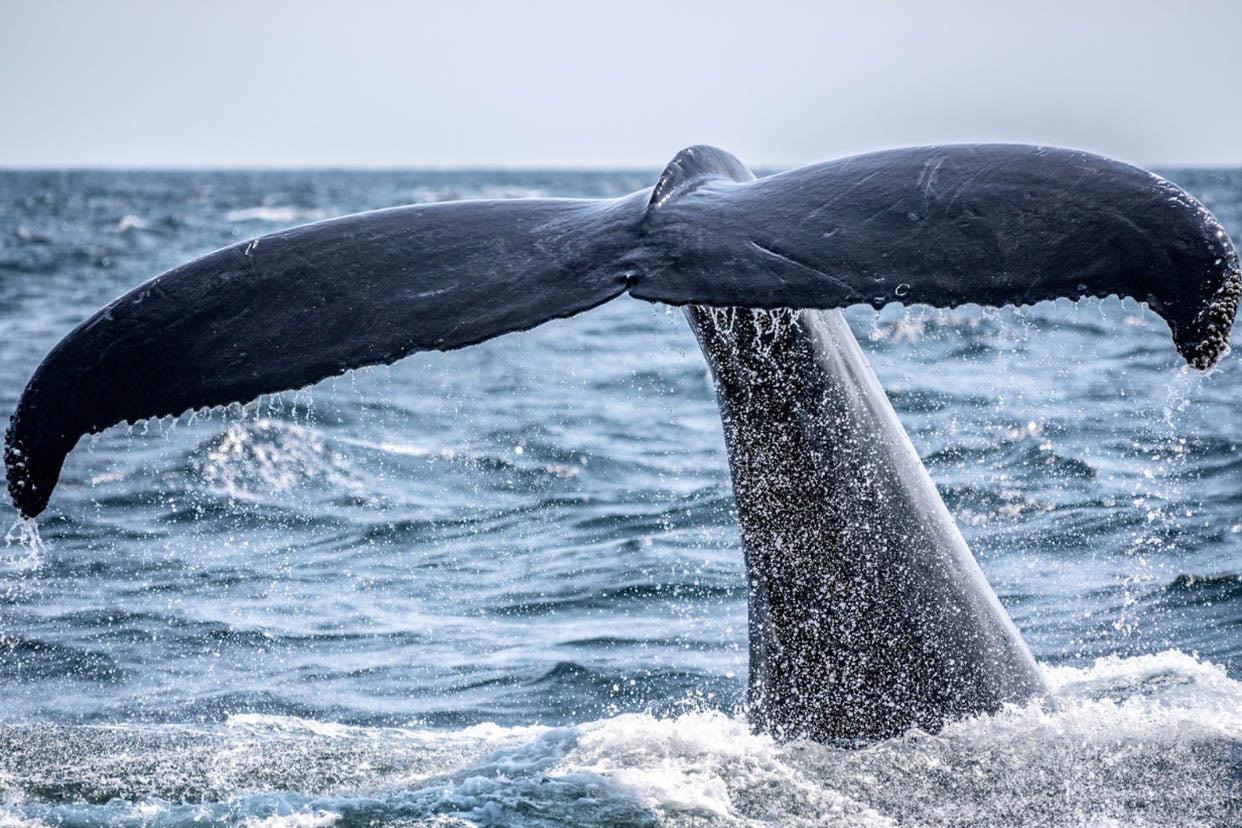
[6,144,1239,743]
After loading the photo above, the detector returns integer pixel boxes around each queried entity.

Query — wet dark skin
[7,145,1238,742]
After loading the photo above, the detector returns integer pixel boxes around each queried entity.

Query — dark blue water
[0,168,1240,826]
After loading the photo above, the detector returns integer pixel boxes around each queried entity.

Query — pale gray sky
[3,0,1241,168]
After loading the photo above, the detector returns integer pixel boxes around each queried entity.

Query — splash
[750,307,798,357]
[191,419,365,503]
[1113,370,1200,637]
[2,517,43,569]
[0,652,1238,827]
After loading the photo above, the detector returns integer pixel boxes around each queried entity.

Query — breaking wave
[0,652,1238,827]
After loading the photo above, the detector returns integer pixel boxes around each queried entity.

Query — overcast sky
[3,0,1241,168]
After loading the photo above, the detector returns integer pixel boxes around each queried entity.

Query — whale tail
[633,145,1239,370]
[7,144,1240,517]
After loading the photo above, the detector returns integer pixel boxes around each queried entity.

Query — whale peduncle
[688,305,1048,742]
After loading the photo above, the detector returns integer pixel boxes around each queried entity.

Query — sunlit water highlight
[1,168,1240,825]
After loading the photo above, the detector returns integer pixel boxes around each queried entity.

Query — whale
[5,144,1239,742]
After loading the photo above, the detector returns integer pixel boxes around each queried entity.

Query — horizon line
[5,159,1242,174]
[5,148,1242,174]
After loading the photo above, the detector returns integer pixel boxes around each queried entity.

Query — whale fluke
[633,145,1240,370]
[4,196,643,518]
[6,144,1239,518]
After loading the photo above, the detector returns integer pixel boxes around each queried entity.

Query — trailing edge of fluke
[6,144,1241,518]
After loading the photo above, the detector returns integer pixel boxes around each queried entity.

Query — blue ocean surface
[0,167,1240,826]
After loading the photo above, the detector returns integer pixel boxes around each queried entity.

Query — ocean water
[0,166,1240,827]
